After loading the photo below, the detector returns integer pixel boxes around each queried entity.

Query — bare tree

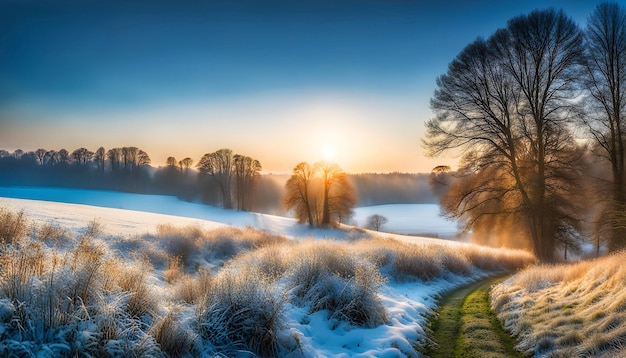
[424,9,585,262]
[583,2,626,250]
[107,148,122,172]
[284,161,356,227]
[366,214,388,231]
[197,149,235,209]
[94,147,106,174]
[283,162,316,226]
[71,147,94,166]
[116,147,150,174]
[44,150,58,166]
[34,148,46,165]
[136,149,151,169]
[429,165,453,199]
[233,155,262,211]
[58,149,70,166]
[315,161,356,226]
[178,157,193,173]
[166,156,178,169]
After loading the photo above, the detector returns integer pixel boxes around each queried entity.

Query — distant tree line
[0,146,265,212]
[424,3,626,262]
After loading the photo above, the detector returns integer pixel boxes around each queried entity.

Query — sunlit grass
[491,252,626,357]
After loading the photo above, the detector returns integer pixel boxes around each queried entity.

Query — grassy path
[423,276,523,358]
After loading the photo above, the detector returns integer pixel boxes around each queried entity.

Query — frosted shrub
[34,222,69,247]
[154,225,287,268]
[240,244,290,280]
[174,269,213,304]
[0,242,44,302]
[196,266,285,356]
[157,224,202,267]
[164,255,183,283]
[0,208,28,245]
[202,227,287,261]
[306,262,387,328]
[284,241,388,328]
[151,310,196,357]
[117,262,158,319]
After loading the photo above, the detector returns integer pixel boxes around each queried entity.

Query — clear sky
[0,0,598,173]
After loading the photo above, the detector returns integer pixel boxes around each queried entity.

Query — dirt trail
[423,276,523,358]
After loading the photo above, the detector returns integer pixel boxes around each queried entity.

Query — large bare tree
[283,162,316,226]
[584,2,626,250]
[197,148,235,209]
[283,161,356,227]
[425,9,585,262]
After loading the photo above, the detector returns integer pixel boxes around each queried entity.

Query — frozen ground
[0,187,529,357]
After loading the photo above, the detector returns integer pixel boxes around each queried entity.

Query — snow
[0,187,462,245]
[0,186,497,357]
[352,204,459,238]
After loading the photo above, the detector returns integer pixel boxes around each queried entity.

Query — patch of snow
[352,204,459,238]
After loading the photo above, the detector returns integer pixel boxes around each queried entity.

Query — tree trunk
[321,183,330,226]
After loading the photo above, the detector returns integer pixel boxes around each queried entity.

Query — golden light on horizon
[323,145,336,161]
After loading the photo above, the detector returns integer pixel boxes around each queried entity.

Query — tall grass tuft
[174,269,213,304]
[152,310,196,357]
[117,261,158,319]
[279,240,389,328]
[0,241,44,302]
[0,208,28,244]
[196,265,285,356]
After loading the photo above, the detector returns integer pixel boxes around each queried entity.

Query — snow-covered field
[352,204,458,238]
[0,187,460,239]
[0,187,534,357]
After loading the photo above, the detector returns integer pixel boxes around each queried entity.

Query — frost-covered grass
[491,252,626,357]
[0,200,535,357]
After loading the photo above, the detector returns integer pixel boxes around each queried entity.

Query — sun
[323,145,336,160]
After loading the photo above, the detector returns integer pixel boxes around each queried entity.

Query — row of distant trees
[0,147,263,212]
[424,3,626,262]
[0,147,436,218]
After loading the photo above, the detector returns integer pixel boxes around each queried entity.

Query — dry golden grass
[492,251,626,357]
[0,208,28,244]
[151,310,196,357]
[0,241,45,301]
[34,221,69,245]
[117,261,158,318]
[153,224,288,268]
[174,269,213,304]
[164,255,183,283]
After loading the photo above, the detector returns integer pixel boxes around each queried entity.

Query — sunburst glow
[323,145,336,160]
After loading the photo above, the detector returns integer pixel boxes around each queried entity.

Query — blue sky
[0,0,598,173]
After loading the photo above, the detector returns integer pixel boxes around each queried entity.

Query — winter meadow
[2,1,626,357]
